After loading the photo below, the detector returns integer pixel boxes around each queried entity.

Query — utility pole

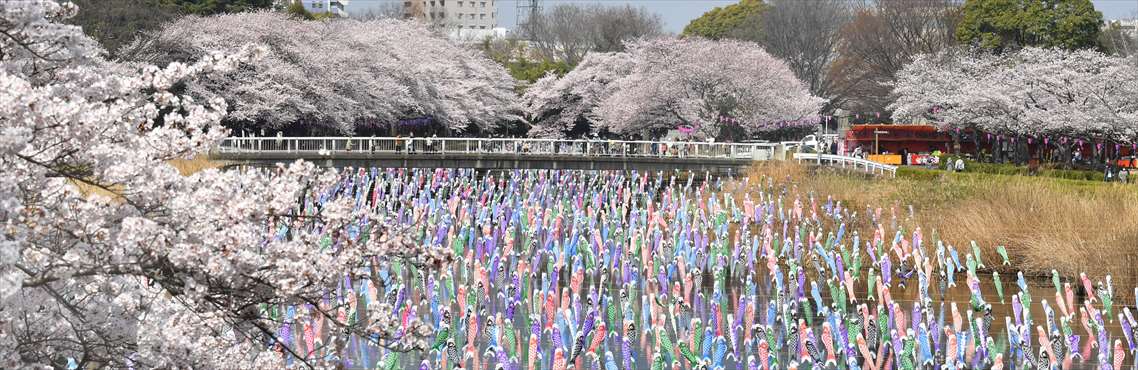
[874,130,889,154]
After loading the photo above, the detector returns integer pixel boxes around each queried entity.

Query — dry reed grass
[743,161,1138,298]
[931,177,1138,294]
[68,155,225,201]
[168,155,225,175]
[68,179,124,201]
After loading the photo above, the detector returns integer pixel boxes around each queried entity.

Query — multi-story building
[307,0,350,17]
[277,0,350,17]
[403,0,497,30]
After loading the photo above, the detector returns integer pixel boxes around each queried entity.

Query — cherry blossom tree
[0,2,449,368]
[524,38,824,140]
[123,12,520,135]
[891,47,1138,144]
[521,52,637,138]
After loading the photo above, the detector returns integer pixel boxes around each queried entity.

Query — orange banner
[868,154,902,165]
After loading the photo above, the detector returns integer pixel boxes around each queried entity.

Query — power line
[515,0,540,37]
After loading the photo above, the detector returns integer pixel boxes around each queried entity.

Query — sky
[348,0,1138,33]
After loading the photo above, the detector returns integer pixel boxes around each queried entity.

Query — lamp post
[874,130,889,154]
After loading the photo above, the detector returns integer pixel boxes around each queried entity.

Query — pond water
[269,168,1134,369]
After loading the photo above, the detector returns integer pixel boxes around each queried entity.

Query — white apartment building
[404,0,497,30]
[292,0,350,17]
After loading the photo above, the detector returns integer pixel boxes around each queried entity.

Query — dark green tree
[67,0,279,56]
[478,38,571,86]
[506,58,571,84]
[165,0,277,16]
[66,0,181,54]
[956,0,1103,51]
[681,0,766,40]
[285,1,315,20]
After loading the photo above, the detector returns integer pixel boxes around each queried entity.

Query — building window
[404,1,411,7]
[480,2,485,7]
[429,1,435,6]
[457,1,463,6]
[480,25,486,29]
[440,0,445,5]
[480,13,485,19]
[457,25,463,29]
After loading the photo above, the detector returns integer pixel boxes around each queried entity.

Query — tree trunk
[1024,136,1033,163]
[992,138,1002,163]
[951,131,961,155]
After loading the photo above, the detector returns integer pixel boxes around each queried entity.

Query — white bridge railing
[794,152,898,177]
[214,137,896,176]
[216,137,780,160]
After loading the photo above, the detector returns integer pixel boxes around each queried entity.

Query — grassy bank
[926,156,1107,182]
[744,162,1138,296]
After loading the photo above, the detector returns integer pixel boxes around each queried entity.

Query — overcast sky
[348,0,1138,33]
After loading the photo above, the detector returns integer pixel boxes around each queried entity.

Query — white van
[799,134,839,153]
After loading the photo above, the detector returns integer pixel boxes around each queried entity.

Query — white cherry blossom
[524,38,824,139]
[0,2,448,368]
[891,47,1138,142]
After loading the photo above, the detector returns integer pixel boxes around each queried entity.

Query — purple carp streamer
[260,167,1133,370]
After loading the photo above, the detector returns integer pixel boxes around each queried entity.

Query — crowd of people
[1105,166,1132,184]
[319,135,744,159]
[262,168,1134,369]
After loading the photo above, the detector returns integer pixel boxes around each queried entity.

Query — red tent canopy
[846,124,948,141]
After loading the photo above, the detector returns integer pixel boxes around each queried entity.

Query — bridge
[211,137,897,176]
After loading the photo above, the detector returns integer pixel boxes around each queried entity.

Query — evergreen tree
[956,0,1103,52]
